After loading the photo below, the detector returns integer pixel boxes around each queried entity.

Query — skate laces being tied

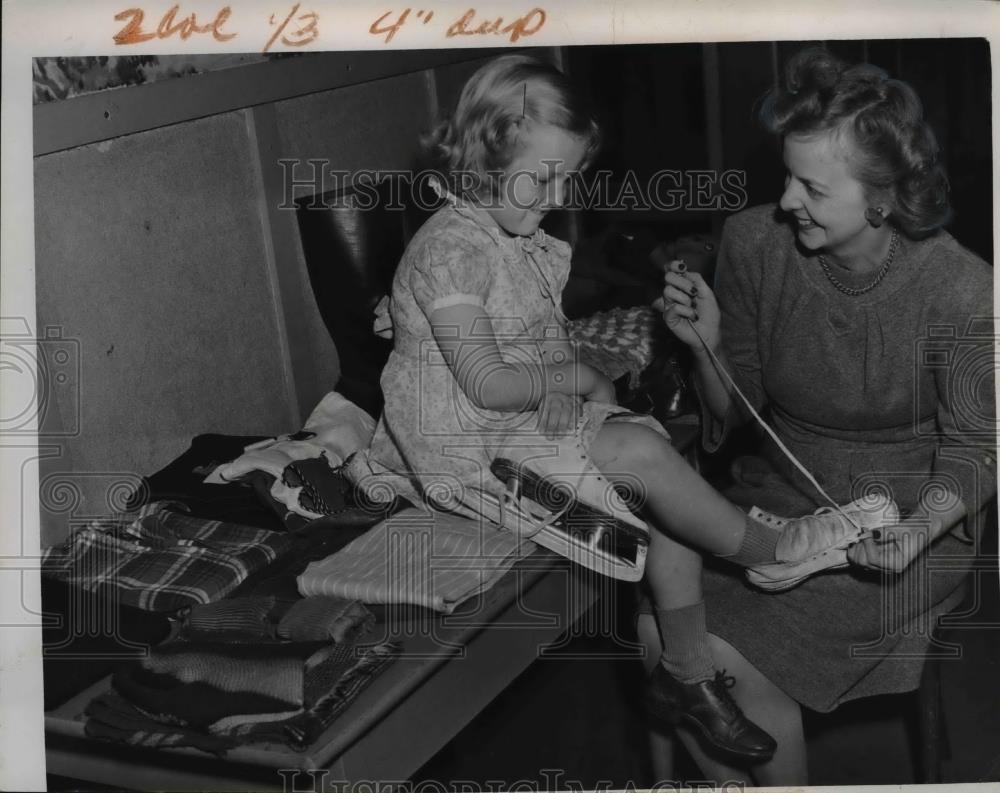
[685,319,868,533]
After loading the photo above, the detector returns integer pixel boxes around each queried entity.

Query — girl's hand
[657,260,721,354]
[846,519,935,574]
[538,393,582,439]
[583,371,617,405]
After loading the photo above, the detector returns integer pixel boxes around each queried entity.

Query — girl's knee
[595,423,678,472]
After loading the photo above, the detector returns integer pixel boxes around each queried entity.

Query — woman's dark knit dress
[700,205,995,712]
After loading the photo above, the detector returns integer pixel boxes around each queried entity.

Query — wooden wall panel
[274,71,432,179]
[34,111,294,544]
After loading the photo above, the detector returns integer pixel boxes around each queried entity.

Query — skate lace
[685,319,861,531]
[499,478,569,539]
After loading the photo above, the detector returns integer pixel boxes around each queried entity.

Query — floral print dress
[347,197,665,515]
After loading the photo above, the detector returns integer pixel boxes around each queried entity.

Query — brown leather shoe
[645,664,777,762]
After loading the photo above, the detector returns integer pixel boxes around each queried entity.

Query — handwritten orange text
[446,7,546,43]
[113,5,236,44]
[369,6,545,45]
[264,2,320,52]
[369,8,434,44]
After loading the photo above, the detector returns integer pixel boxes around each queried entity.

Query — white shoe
[746,493,899,591]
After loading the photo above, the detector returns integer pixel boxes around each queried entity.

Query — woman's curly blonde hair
[760,46,951,238]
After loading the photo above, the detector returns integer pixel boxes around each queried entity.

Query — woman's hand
[537,393,582,439]
[847,488,966,574]
[656,259,721,355]
[847,518,936,574]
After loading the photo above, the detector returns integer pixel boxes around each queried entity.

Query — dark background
[565,39,993,263]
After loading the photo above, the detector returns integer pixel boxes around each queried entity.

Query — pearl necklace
[817,230,899,297]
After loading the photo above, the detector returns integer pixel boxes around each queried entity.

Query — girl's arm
[428,302,614,411]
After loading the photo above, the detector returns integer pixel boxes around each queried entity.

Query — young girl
[347,54,890,763]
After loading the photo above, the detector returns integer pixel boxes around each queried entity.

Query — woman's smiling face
[779,130,884,263]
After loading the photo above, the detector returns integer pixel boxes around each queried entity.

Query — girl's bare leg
[590,422,780,762]
[637,617,808,785]
[589,422,755,557]
[704,634,807,786]
[637,614,752,787]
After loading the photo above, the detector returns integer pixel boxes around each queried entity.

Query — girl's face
[779,130,885,264]
[483,123,588,238]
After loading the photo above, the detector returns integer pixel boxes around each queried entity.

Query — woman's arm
[850,259,996,571]
[428,302,615,412]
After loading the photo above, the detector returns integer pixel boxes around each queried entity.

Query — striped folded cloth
[297,507,532,613]
[42,501,293,611]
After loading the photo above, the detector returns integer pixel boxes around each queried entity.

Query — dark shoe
[645,664,777,762]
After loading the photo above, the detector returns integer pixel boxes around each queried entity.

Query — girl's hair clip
[521,82,527,118]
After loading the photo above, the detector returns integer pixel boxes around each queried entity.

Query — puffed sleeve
[410,228,494,316]
[699,212,768,452]
[925,272,996,540]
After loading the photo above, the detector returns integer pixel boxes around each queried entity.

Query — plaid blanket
[42,501,293,611]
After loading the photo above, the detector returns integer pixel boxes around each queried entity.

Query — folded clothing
[113,640,327,727]
[174,596,285,641]
[87,640,399,753]
[205,392,377,522]
[173,594,376,645]
[297,507,533,613]
[41,501,293,611]
[125,433,287,530]
[276,596,376,643]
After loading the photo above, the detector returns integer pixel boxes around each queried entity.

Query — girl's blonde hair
[425,54,600,192]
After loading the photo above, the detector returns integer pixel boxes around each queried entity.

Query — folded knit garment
[296,507,532,613]
[173,595,376,644]
[113,641,328,727]
[41,501,293,611]
[174,596,285,641]
[86,641,399,753]
[276,595,376,643]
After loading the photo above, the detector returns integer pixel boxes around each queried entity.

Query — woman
[647,47,996,784]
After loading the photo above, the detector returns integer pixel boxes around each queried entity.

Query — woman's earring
[865,206,885,228]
